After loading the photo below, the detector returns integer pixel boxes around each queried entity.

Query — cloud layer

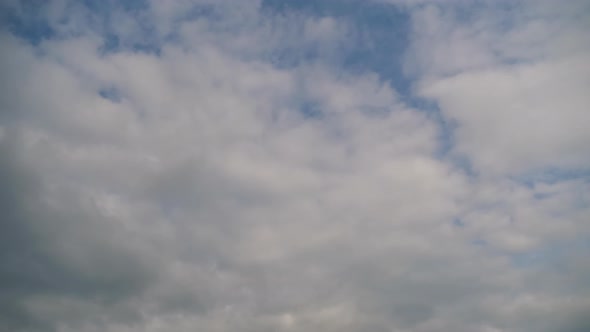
[1,1,589,331]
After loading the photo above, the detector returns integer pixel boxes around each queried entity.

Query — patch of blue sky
[260,0,472,166]
[510,237,590,269]
[82,0,148,14]
[98,86,122,103]
[0,1,55,45]
[87,1,163,55]
[314,0,518,90]
[99,32,162,56]
[260,2,430,134]
[1,0,164,55]
[510,250,547,269]
[145,3,223,50]
[261,0,412,95]
[407,100,476,176]
[471,238,487,248]
[452,218,465,228]
[510,168,590,189]
[299,100,323,119]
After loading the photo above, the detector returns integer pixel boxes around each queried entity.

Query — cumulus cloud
[407,0,590,175]
[0,1,588,332]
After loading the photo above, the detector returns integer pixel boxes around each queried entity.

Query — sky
[0,1,589,331]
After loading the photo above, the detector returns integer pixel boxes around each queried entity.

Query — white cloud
[1,1,589,332]
[421,56,590,174]
[407,0,590,176]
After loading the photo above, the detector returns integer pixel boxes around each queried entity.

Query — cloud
[407,0,590,175]
[0,1,589,332]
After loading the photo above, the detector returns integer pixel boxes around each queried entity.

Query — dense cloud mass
[0,0,589,331]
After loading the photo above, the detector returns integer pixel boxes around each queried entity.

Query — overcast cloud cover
[0,0,589,331]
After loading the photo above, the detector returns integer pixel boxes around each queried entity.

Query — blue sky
[1,1,590,332]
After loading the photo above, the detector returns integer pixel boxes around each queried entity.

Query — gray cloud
[0,132,161,331]
[1,1,589,332]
